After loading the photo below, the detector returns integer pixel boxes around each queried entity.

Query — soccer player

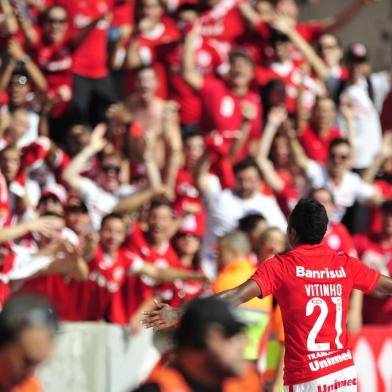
[143,198,392,391]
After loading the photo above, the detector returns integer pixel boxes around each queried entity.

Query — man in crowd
[290,136,381,223]
[195,154,286,278]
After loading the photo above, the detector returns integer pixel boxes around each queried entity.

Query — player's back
[251,243,380,386]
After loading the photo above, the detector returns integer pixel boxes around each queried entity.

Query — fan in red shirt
[143,198,392,391]
[272,0,378,45]
[25,5,109,121]
[124,200,182,309]
[353,200,392,325]
[171,218,206,302]
[154,4,227,127]
[174,131,206,236]
[181,21,262,187]
[122,198,206,322]
[125,0,180,98]
[255,28,322,114]
[298,97,343,164]
[56,0,118,124]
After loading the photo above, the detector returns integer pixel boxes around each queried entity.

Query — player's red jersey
[353,233,392,325]
[251,244,380,385]
[200,76,262,162]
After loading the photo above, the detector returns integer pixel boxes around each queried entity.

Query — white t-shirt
[78,178,137,229]
[337,75,384,169]
[201,175,287,278]
[306,160,375,221]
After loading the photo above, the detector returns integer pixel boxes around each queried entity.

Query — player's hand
[142,299,180,330]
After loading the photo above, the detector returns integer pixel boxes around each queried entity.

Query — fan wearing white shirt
[62,124,137,229]
[194,155,287,278]
[290,135,382,223]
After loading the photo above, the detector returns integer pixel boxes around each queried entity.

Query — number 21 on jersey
[306,297,343,352]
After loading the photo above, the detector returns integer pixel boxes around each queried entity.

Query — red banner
[351,326,392,392]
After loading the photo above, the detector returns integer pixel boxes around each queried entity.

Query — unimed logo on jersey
[296,266,347,279]
[317,378,357,392]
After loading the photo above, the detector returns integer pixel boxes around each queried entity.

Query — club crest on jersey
[296,266,346,279]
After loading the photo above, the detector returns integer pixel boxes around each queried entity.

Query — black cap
[345,43,368,63]
[175,297,247,349]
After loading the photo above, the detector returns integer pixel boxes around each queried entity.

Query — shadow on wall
[299,0,392,71]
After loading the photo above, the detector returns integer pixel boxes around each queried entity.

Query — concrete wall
[299,0,392,70]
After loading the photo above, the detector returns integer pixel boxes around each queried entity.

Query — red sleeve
[349,256,381,293]
[250,255,284,297]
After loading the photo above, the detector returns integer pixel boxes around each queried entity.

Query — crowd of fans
[0,0,392,389]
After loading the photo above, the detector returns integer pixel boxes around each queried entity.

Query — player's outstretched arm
[375,274,392,295]
[142,280,261,330]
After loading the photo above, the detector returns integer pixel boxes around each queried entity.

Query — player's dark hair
[0,293,58,348]
[100,212,124,228]
[289,198,328,244]
[233,157,262,179]
[238,213,266,234]
[328,137,350,153]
